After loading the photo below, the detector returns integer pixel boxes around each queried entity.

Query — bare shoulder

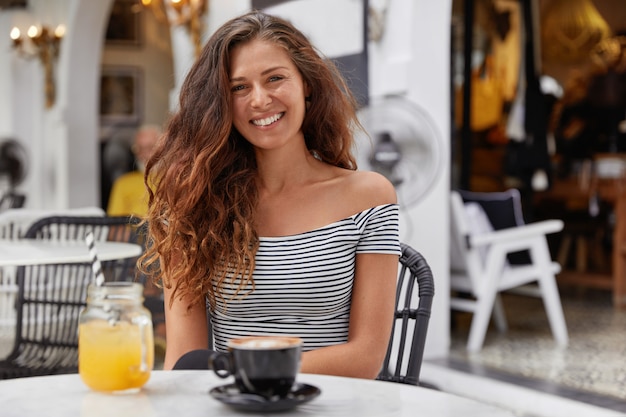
[340,169,397,208]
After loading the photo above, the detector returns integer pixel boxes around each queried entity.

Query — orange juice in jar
[79,282,154,393]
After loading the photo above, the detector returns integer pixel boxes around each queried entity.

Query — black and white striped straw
[85,231,105,286]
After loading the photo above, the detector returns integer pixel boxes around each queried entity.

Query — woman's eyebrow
[230,66,289,82]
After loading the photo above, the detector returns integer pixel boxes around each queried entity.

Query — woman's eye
[268,75,283,82]
[231,84,245,92]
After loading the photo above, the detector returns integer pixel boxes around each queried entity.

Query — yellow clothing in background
[107,171,149,216]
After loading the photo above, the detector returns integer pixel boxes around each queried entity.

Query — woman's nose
[250,86,271,108]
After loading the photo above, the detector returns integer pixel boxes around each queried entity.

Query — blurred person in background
[107,124,161,216]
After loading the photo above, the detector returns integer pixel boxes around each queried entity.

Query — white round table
[0,239,142,267]
[0,239,143,359]
[0,370,516,416]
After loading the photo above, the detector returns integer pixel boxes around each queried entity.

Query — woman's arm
[162,281,209,370]
[299,251,398,379]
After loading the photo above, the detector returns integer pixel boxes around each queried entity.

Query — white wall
[367,0,452,358]
[2,1,65,208]
[0,0,111,209]
[408,0,452,359]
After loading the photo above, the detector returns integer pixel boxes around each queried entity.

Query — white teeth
[252,113,283,126]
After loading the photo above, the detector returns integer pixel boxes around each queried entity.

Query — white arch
[52,0,114,208]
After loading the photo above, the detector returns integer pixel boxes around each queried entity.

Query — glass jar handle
[138,318,153,372]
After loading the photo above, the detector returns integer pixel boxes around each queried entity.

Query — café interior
[1,0,626,416]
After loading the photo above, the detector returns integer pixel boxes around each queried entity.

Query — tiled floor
[422,287,626,416]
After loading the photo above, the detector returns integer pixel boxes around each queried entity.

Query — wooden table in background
[535,176,626,308]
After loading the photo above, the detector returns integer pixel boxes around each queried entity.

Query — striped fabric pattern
[211,204,401,352]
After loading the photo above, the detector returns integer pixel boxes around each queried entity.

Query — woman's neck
[255,146,321,195]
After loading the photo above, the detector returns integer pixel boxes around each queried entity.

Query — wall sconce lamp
[10,24,65,108]
[141,0,207,58]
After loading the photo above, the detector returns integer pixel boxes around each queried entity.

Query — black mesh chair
[377,243,435,386]
[0,215,146,379]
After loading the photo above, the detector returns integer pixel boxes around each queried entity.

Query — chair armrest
[470,219,563,248]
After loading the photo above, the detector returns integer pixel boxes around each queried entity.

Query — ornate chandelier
[141,0,208,58]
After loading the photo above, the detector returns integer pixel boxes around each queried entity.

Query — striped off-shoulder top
[210,203,401,352]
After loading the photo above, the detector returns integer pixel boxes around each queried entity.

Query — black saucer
[208,382,321,412]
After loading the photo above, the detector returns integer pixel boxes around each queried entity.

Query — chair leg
[467,286,500,352]
[533,241,569,346]
[556,234,571,268]
[492,294,508,333]
[467,251,508,352]
[538,272,569,346]
[575,235,588,273]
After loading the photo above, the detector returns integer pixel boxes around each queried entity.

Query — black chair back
[0,215,145,379]
[457,188,531,264]
[377,243,434,385]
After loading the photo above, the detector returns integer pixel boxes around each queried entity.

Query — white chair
[449,189,569,352]
[0,207,105,359]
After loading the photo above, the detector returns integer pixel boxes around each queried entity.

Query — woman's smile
[252,112,285,127]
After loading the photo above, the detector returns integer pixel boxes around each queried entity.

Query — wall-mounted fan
[355,95,444,209]
[0,138,29,209]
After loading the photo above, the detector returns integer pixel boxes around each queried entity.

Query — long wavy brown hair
[138,10,361,310]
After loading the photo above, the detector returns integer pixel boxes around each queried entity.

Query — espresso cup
[209,336,302,398]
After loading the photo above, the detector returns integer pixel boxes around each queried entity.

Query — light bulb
[54,24,66,38]
[27,25,39,38]
[9,27,21,40]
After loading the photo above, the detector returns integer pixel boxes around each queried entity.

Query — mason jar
[78,282,154,393]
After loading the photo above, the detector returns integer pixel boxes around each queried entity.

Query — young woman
[139,10,401,379]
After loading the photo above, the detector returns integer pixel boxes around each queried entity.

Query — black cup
[209,336,302,398]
